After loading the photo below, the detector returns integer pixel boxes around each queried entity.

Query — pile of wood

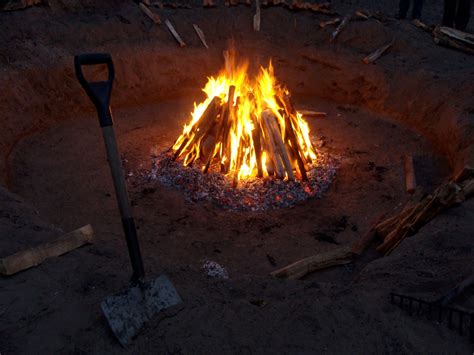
[172,86,312,185]
[353,174,474,256]
[433,26,474,55]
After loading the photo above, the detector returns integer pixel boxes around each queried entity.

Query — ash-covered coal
[136,144,337,211]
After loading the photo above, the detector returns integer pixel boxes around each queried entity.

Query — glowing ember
[171,49,318,186]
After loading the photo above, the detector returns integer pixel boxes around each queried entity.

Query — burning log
[270,246,354,279]
[139,2,161,24]
[330,14,350,42]
[261,110,286,179]
[404,154,417,193]
[193,24,209,49]
[363,39,394,64]
[253,0,261,31]
[0,225,94,276]
[170,51,319,186]
[165,19,186,47]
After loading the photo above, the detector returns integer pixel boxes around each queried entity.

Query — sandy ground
[0,0,473,353]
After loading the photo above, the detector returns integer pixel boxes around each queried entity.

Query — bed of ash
[130,138,337,211]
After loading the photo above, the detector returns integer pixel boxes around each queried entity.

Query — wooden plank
[139,2,161,24]
[165,19,186,47]
[270,246,353,279]
[193,24,209,49]
[0,225,94,276]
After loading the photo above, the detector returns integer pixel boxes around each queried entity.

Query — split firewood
[193,24,209,49]
[139,2,161,24]
[319,18,341,29]
[363,39,394,64]
[165,19,186,47]
[270,246,354,279]
[375,177,473,255]
[0,225,94,276]
[351,214,387,255]
[433,26,474,55]
[330,15,350,42]
[267,113,295,181]
[435,274,474,306]
[404,154,417,193]
[298,110,327,118]
[253,0,261,31]
[261,109,286,179]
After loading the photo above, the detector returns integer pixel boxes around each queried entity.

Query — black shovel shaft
[74,53,145,281]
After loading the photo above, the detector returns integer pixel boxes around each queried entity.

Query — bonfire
[171,49,318,187]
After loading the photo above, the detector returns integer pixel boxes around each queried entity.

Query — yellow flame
[172,51,318,182]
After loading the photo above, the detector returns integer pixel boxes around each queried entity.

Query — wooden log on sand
[0,225,94,276]
[165,19,186,47]
[253,0,261,31]
[139,2,161,24]
[193,24,209,49]
[270,246,354,279]
[330,14,350,42]
[363,39,394,64]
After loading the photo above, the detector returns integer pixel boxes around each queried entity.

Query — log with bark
[0,225,94,276]
[363,39,394,64]
[270,246,354,279]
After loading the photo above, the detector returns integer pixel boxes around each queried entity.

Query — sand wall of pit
[1,43,473,187]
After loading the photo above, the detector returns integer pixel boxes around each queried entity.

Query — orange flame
[172,50,317,183]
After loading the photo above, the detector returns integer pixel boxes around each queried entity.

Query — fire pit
[150,50,336,210]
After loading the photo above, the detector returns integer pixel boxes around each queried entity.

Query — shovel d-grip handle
[74,53,115,127]
[74,53,145,281]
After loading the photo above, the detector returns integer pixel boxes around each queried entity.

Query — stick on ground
[0,225,94,276]
[165,19,186,47]
[363,39,394,64]
[270,246,354,279]
[193,24,209,49]
[139,2,161,24]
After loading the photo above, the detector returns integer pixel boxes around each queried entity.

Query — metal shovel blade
[101,274,182,346]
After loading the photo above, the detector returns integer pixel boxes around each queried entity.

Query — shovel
[74,53,182,346]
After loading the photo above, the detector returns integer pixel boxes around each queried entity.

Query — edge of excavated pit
[0,45,473,189]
